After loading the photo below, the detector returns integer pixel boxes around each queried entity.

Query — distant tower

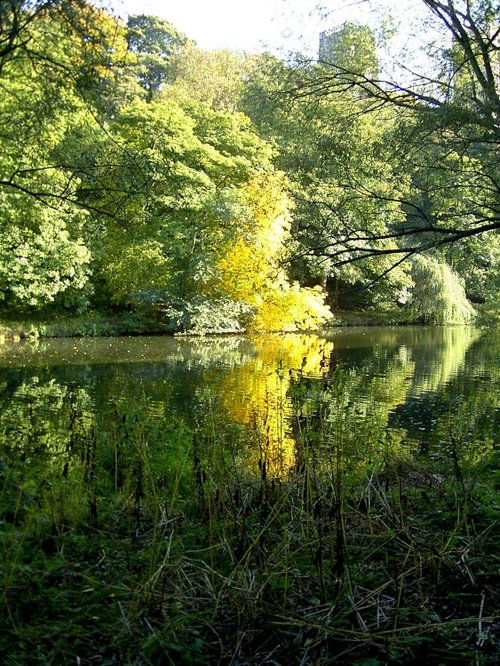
[318,23,379,79]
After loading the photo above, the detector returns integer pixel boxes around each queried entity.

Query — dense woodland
[0,0,499,333]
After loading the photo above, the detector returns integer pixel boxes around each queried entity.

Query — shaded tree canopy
[126,13,188,100]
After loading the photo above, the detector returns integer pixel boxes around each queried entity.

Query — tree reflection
[0,328,495,485]
[217,335,333,477]
[408,327,482,396]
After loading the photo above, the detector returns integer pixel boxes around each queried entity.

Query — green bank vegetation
[0,1,498,335]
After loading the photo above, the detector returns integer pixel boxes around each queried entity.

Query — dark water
[0,327,498,476]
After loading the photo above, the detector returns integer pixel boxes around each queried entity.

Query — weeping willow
[409,255,476,325]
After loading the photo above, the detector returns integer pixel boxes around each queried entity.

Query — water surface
[0,327,497,476]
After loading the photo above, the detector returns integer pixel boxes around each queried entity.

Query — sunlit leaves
[215,172,332,331]
[409,255,476,324]
[167,44,246,111]
[0,203,91,308]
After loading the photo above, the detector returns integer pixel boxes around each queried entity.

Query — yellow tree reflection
[219,334,333,477]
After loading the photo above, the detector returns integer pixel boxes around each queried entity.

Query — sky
[110,0,427,58]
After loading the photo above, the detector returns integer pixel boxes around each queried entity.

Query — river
[0,326,497,478]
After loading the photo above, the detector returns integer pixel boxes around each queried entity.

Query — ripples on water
[0,327,498,476]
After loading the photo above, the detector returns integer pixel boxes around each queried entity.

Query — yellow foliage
[252,284,333,332]
[215,171,333,331]
[217,237,275,300]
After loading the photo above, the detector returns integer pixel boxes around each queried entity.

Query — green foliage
[0,1,496,325]
[242,57,413,306]
[76,92,330,332]
[162,296,253,335]
[409,255,476,324]
[0,0,124,313]
[167,44,247,111]
[0,203,91,309]
[126,14,188,100]
[127,13,187,56]
[319,22,379,79]
[90,98,277,319]
[102,237,173,304]
[239,2,499,314]
[445,233,500,315]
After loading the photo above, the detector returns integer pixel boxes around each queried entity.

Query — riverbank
[0,307,424,342]
[0,310,165,341]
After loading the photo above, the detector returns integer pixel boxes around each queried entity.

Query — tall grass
[0,368,498,664]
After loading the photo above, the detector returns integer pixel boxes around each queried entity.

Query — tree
[0,0,130,211]
[166,43,246,111]
[0,200,91,309]
[85,98,267,306]
[408,255,476,324]
[80,93,331,333]
[0,0,56,75]
[212,171,332,331]
[0,1,146,312]
[126,14,188,101]
[241,52,412,308]
[291,0,499,270]
[319,22,379,80]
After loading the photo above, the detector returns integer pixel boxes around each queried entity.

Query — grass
[0,371,498,665]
